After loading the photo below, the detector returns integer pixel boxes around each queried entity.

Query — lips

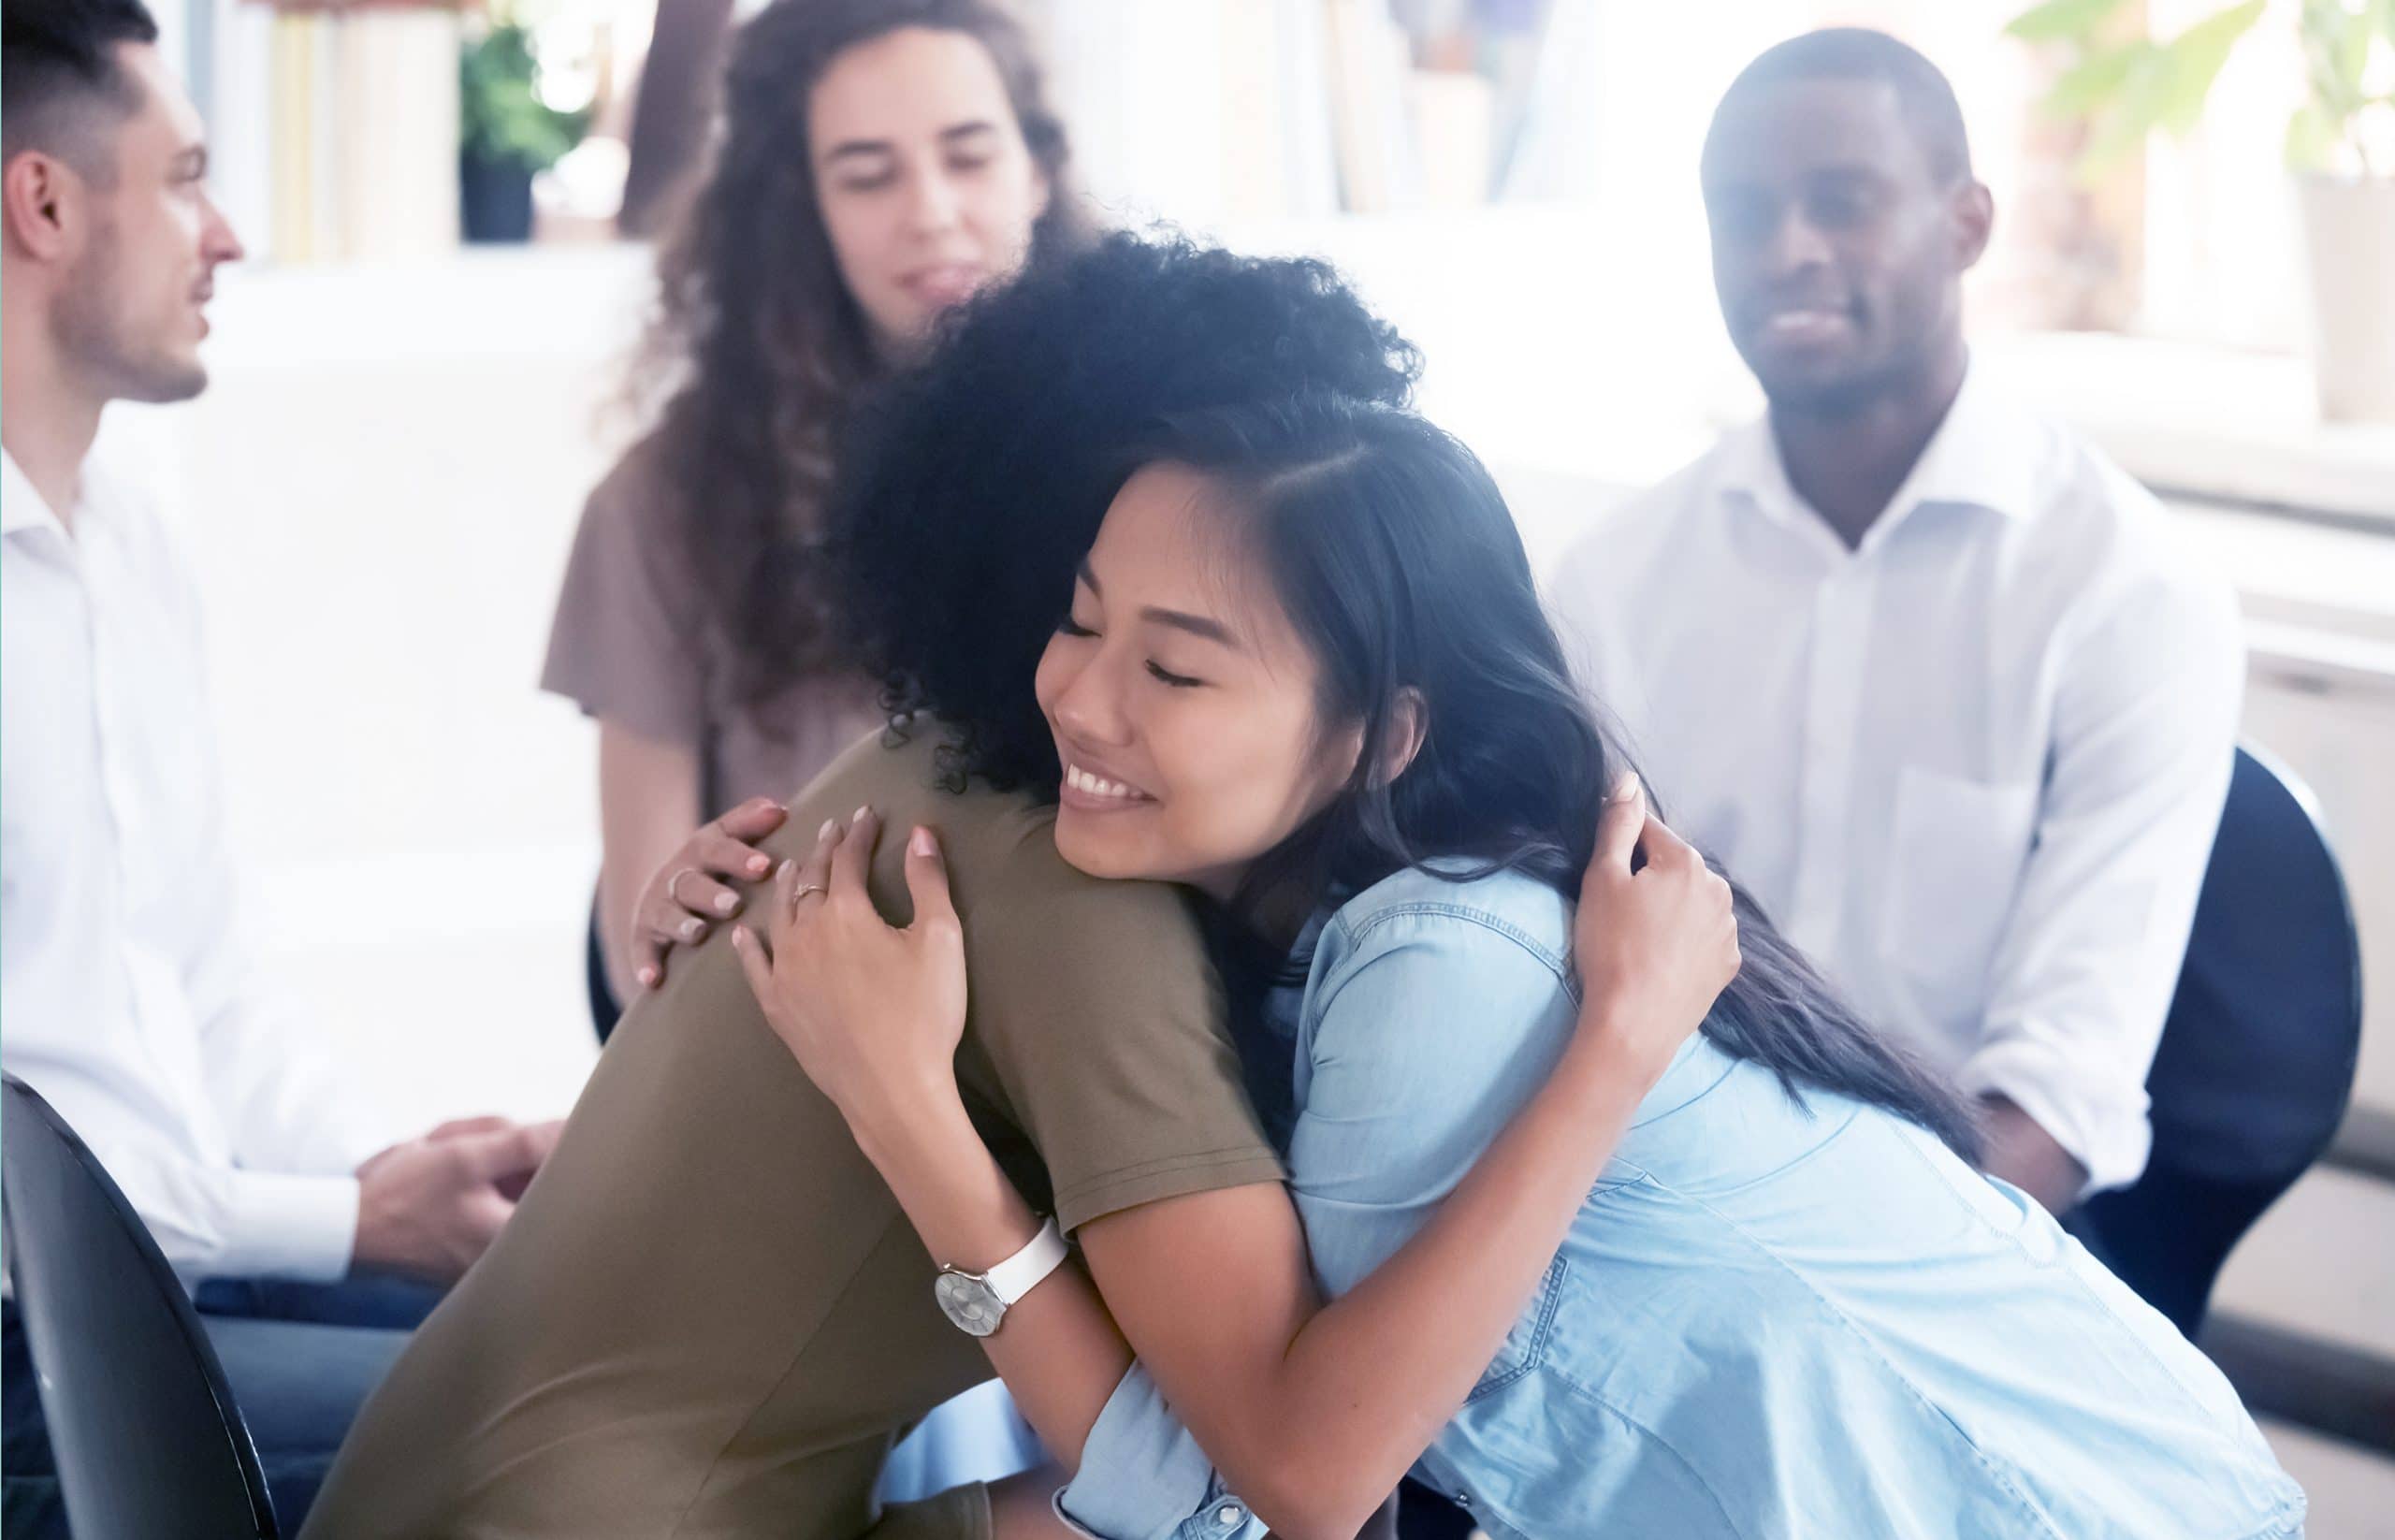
[1060,760,1157,810]
[1746,298,1858,349]
[900,263,986,310]
[1763,307,1851,339]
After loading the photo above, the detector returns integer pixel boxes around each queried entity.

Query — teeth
[1067,764,1143,802]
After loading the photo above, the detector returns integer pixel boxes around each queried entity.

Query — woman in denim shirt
[713,340,2301,1530]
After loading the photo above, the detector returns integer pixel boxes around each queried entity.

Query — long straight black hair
[1127,394,1983,1160]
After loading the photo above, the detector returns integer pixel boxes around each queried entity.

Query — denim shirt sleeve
[1053,1364,1267,1540]
[1288,899,1581,1297]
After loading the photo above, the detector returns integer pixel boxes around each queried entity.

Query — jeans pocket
[1466,1254,1569,1402]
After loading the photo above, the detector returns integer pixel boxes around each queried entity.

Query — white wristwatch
[933,1216,1068,1338]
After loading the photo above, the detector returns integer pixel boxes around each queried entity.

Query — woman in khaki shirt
[544,0,1093,1024]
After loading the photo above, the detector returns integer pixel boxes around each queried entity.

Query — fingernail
[818,819,837,841]
[909,826,936,857]
[777,859,796,880]
[680,919,703,940]
[1613,772,1641,803]
[854,805,873,822]
[636,966,659,988]
[730,926,748,950]
[748,853,770,875]
[714,892,738,915]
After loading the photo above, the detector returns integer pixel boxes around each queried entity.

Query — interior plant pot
[461,151,537,244]
[2295,173,2395,425]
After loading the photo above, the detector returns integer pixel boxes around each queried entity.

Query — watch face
[935,1270,1004,1338]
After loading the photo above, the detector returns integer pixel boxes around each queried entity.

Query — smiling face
[1033,462,1366,901]
[806,25,1050,348]
[1700,75,1986,414]
[51,43,243,403]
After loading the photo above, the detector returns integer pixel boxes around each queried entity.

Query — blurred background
[94,0,2392,1524]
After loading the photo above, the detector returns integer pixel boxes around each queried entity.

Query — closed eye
[1056,616,1096,638]
[1146,661,1203,689]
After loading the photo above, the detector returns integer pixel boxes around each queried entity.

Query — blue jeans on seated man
[2,1273,443,1538]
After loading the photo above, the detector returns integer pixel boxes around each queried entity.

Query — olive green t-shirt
[301,728,1284,1540]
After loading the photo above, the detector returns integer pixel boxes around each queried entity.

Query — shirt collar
[1715,358,2045,545]
[0,450,64,538]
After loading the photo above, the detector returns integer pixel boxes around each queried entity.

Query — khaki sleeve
[956,846,1285,1235]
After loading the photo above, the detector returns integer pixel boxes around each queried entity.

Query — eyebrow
[822,121,1000,166]
[1804,164,1890,190]
[1076,561,1240,647]
[1706,155,1893,189]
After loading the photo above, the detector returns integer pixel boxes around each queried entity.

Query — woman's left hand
[729,808,969,1127]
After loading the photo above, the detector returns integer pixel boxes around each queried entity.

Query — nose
[200,192,245,265]
[1759,207,1833,278]
[903,161,964,236]
[1050,647,1134,749]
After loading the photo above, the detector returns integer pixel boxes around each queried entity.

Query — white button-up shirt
[1546,369,2243,1195]
[3,448,373,1281]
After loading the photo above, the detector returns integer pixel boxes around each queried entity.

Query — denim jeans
[2,1274,443,1537]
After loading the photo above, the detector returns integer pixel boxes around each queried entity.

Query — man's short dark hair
[1719,27,1974,185]
[3,0,161,177]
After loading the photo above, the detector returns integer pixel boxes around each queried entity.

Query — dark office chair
[1,1075,282,1540]
[2073,746,2363,1339]
[588,892,625,1043]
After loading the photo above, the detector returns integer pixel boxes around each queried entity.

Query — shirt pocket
[1465,1253,1569,1402]
[1878,767,2039,1033]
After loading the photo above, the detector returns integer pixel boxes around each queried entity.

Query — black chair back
[2077,746,2364,1334]
[1,1075,281,1539]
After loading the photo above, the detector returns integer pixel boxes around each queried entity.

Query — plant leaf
[2072,47,2177,179]
[2286,99,2340,169]
[2298,0,2369,117]
[2007,0,2133,43]
[2336,0,2375,93]
[2156,0,2268,135]
[2044,41,2153,116]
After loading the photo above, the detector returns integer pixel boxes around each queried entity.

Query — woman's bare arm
[596,721,706,1001]
[736,786,1735,1539]
[849,1012,1661,1539]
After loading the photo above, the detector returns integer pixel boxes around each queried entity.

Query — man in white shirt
[1,3,559,1530]
[1548,29,2243,1218]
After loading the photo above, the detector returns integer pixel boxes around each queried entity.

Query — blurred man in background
[2,2,559,1530]
[1549,28,2242,1217]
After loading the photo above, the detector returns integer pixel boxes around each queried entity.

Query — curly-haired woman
[543,0,1091,1025]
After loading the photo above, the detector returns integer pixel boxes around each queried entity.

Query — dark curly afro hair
[827,231,1422,794]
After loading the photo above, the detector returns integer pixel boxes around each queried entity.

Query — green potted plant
[460,16,589,242]
[2005,0,2395,422]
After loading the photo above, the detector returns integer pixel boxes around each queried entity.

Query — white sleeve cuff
[1956,1040,2153,1200]
[214,1170,362,1283]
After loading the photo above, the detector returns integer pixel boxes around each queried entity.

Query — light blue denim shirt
[1056,864,2303,1540]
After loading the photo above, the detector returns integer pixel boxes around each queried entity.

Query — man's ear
[1951,178,1995,273]
[4,152,81,263]
[1376,689,1429,787]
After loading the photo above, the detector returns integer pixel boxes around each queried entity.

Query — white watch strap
[982,1216,1068,1306]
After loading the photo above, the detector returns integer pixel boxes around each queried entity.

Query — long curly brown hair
[635,0,1091,712]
